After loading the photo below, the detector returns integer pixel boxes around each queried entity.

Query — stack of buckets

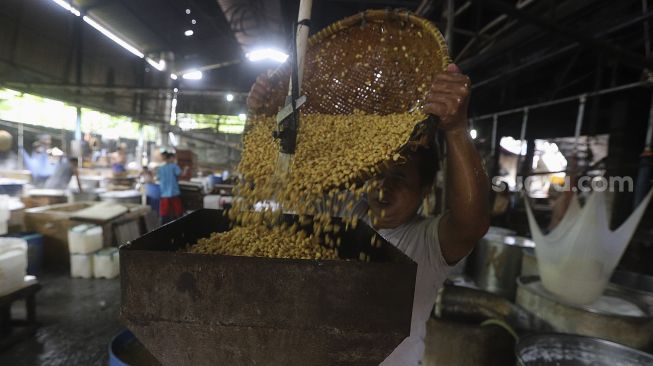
[1,195,46,279]
[0,237,27,296]
[68,225,119,279]
[0,194,9,235]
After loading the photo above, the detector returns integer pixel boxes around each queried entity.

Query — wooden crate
[21,195,68,209]
[24,202,150,269]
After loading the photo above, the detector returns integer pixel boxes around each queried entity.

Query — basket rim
[269,9,451,80]
[307,9,451,67]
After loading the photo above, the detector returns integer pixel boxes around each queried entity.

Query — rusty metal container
[120,209,417,366]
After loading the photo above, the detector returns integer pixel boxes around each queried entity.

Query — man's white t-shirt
[353,201,453,365]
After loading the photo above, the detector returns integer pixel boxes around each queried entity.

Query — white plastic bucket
[0,238,27,295]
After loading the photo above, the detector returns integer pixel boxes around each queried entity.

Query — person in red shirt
[158,150,183,224]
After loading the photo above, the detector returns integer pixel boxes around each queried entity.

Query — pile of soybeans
[188,111,428,260]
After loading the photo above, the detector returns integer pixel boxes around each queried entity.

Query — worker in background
[248,63,489,365]
[158,149,183,224]
[548,157,578,231]
[44,156,82,191]
[87,134,103,163]
[110,142,128,175]
[548,177,575,231]
[491,181,512,228]
[22,134,55,186]
[139,165,154,184]
[0,130,18,170]
[141,164,160,215]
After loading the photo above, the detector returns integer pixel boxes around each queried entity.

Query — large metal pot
[516,333,653,366]
[520,247,538,277]
[79,176,105,191]
[486,226,516,236]
[422,317,515,366]
[470,234,535,300]
[516,276,653,349]
[609,270,653,311]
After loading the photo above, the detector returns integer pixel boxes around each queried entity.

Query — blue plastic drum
[109,329,160,366]
[211,174,223,186]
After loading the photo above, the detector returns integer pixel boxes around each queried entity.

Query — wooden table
[0,278,41,350]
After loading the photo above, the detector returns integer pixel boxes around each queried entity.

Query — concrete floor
[0,272,123,366]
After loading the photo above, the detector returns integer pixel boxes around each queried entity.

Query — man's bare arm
[423,64,489,264]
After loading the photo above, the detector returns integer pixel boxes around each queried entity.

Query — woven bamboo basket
[266,9,451,116]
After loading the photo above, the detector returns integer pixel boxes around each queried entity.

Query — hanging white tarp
[525,188,653,304]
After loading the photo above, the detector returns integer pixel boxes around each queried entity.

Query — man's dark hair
[69,157,79,165]
[411,145,439,187]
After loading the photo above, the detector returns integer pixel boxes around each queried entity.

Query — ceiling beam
[460,0,619,69]
[473,0,653,70]
[327,0,420,5]
[175,130,242,151]
[1,81,248,98]
[471,8,653,90]
[456,0,539,62]
[111,0,173,53]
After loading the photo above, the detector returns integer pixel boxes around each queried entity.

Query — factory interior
[1,0,653,365]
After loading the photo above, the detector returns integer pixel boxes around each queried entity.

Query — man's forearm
[424,65,489,263]
[444,128,490,241]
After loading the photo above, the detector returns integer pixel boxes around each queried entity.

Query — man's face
[367,155,426,229]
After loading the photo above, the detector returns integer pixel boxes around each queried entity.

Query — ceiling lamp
[83,16,144,58]
[49,0,166,73]
[146,58,166,71]
[182,70,203,80]
[245,48,289,63]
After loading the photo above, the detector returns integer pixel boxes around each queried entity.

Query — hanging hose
[480,318,519,342]
[434,283,553,333]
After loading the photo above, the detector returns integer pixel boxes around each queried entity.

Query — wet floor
[0,272,122,366]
